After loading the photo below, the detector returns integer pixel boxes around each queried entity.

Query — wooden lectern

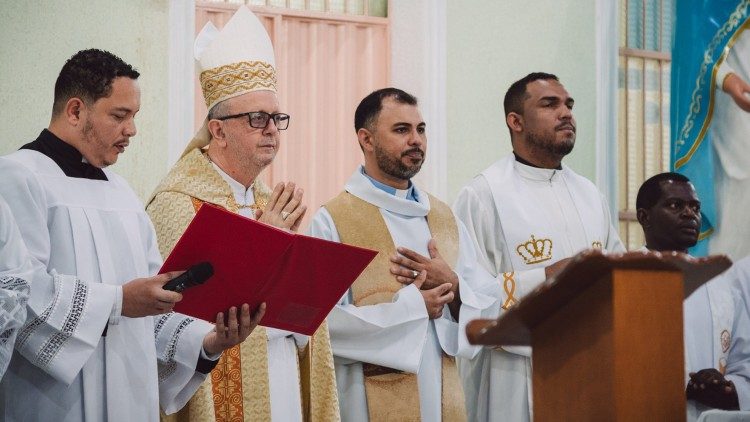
[466,250,731,421]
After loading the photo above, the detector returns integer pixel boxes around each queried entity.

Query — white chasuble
[0,196,32,377]
[453,154,624,422]
[0,150,213,421]
[309,168,499,422]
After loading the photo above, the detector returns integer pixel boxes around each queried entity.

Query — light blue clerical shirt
[360,167,418,202]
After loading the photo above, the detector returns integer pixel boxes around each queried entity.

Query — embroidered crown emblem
[516,235,553,265]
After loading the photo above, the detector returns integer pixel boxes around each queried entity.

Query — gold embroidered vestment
[147,148,339,422]
[325,191,466,422]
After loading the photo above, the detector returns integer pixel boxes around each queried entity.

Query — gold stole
[325,192,467,422]
[189,195,274,421]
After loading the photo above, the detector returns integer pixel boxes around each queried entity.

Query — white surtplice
[0,150,214,421]
[0,196,31,378]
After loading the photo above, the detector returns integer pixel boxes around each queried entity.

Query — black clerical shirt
[513,151,563,170]
[21,129,108,180]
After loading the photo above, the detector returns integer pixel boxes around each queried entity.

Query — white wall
[0,1,605,205]
[445,0,599,201]
[0,0,172,200]
[390,0,448,200]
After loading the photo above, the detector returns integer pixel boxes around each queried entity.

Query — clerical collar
[513,152,562,170]
[208,158,256,209]
[360,167,417,201]
[20,129,107,180]
[641,245,689,255]
[512,152,563,182]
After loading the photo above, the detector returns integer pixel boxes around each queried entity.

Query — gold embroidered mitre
[182,6,278,157]
[516,234,553,265]
[195,6,276,110]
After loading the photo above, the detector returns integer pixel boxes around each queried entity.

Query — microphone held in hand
[163,262,214,293]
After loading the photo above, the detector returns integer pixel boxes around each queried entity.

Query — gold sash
[325,191,466,422]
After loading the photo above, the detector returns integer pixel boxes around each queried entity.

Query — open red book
[160,203,377,335]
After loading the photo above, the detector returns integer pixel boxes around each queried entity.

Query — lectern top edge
[466,249,732,346]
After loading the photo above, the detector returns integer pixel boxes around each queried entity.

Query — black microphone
[162,262,214,293]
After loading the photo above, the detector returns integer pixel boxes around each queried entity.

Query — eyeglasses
[215,111,290,130]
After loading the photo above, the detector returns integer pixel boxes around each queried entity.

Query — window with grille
[617,0,674,250]
[207,0,387,16]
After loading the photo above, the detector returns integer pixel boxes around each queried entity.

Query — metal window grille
[201,0,387,17]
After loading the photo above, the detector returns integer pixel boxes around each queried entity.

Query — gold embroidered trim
[721,329,731,353]
[501,272,517,310]
[211,344,245,421]
[516,235,553,265]
[200,60,277,109]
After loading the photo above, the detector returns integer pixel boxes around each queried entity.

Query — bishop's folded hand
[257,181,307,231]
[202,302,266,356]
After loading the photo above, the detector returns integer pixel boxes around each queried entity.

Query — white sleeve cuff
[716,61,735,90]
[395,284,429,318]
[108,285,123,325]
[200,345,222,361]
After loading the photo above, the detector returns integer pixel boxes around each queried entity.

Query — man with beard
[453,72,625,421]
[0,49,261,421]
[147,7,338,422]
[636,172,749,418]
[308,88,500,421]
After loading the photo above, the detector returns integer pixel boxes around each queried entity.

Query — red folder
[160,203,377,335]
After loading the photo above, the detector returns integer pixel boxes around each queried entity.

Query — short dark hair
[207,100,229,121]
[52,49,140,115]
[354,87,418,132]
[636,172,692,210]
[503,72,559,118]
